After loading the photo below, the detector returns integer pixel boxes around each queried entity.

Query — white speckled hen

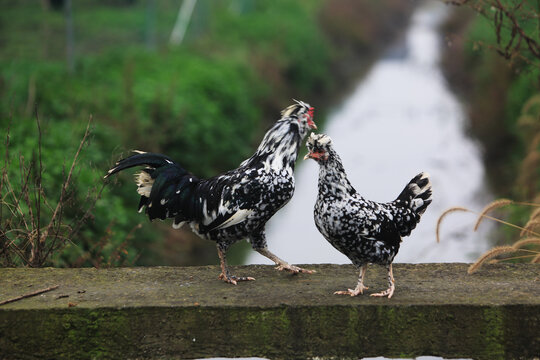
[305,133,432,298]
[105,101,316,285]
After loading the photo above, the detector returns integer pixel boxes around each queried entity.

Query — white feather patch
[135,171,154,197]
[212,209,254,230]
[411,198,424,210]
[172,221,186,229]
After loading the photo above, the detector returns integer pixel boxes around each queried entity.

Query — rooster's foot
[275,264,315,274]
[334,284,368,296]
[218,273,255,285]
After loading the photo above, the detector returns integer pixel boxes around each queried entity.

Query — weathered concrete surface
[0,263,539,359]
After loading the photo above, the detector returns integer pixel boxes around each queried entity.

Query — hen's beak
[304,150,325,161]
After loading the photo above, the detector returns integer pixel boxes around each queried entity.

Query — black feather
[104,152,175,178]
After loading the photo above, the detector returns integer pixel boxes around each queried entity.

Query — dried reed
[468,246,516,274]
[512,237,540,249]
[473,199,513,231]
[520,219,540,237]
[436,207,471,243]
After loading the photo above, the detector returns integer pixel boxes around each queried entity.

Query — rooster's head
[281,100,317,136]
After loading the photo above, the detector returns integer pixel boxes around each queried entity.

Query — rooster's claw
[275,264,316,274]
[218,273,255,285]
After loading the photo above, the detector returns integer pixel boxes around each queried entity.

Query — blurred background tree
[0,0,414,267]
[441,0,540,245]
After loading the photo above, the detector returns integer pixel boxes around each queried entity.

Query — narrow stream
[248,1,492,266]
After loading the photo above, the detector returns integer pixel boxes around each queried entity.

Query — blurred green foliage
[0,0,411,267]
[447,0,540,244]
[462,1,539,189]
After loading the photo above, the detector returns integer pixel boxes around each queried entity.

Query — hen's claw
[334,284,368,296]
[275,264,316,274]
[218,273,255,285]
[370,285,395,299]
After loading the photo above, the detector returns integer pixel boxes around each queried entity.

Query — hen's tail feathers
[396,172,432,215]
[105,151,200,223]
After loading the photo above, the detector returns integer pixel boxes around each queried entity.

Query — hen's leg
[250,231,315,274]
[217,244,255,285]
[335,264,368,296]
[370,264,395,298]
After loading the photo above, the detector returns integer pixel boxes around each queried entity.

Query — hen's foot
[218,273,255,285]
[370,285,395,299]
[275,264,316,274]
[334,284,368,296]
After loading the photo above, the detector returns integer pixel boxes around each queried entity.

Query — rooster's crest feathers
[281,99,312,118]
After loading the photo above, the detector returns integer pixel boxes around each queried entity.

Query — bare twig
[34,106,43,266]
[0,285,60,306]
[38,116,93,265]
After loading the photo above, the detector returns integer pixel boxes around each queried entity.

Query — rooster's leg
[335,264,369,296]
[217,244,255,285]
[255,247,315,274]
[370,264,395,298]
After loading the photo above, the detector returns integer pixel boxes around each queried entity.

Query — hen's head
[281,100,317,137]
[304,133,332,163]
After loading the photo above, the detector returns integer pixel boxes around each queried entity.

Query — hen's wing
[347,197,403,247]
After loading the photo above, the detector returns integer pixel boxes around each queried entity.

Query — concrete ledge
[1,263,539,359]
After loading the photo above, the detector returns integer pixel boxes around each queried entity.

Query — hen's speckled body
[306,133,432,297]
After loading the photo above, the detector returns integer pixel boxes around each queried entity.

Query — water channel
[247,0,493,267]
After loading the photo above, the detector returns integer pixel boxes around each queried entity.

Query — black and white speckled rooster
[305,133,432,298]
[105,101,317,284]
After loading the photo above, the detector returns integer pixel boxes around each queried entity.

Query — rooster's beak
[308,118,317,130]
[303,153,312,160]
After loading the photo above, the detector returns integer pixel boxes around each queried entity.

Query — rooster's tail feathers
[104,151,175,179]
[396,172,432,215]
[105,151,200,222]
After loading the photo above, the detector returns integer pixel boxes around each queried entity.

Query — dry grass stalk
[474,199,513,231]
[529,207,540,222]
[512,237,540,249]
[473,212,534,234]
[468,246,516,274]
[532,253,540,263]
[520,219,540,237]
[436,207,471,243]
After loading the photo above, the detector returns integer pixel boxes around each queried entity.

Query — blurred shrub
[441,0,540,245]
[0,0,412,267]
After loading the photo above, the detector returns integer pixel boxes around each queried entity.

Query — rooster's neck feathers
[241,119,303,172]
